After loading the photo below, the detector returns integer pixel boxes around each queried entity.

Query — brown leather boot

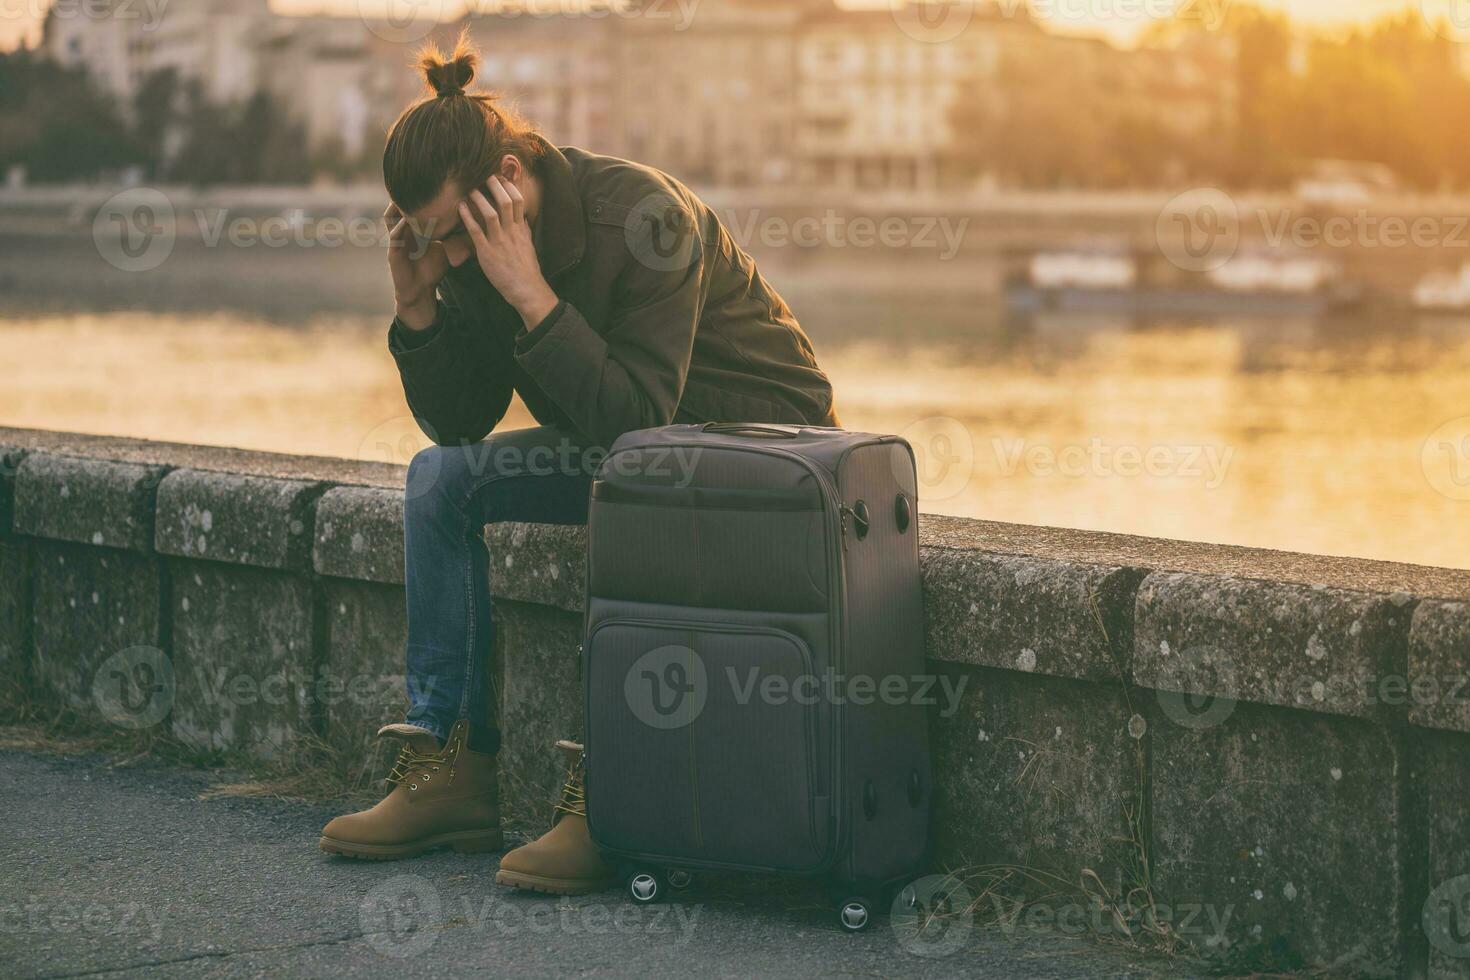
[495,740,616,894]
[319,720,503,860]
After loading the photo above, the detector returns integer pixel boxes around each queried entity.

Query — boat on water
[1412,264,1470,314]
[1006,246,1363,318]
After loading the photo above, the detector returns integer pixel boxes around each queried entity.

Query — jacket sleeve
[513,210,706,447]
[388,291,516,446]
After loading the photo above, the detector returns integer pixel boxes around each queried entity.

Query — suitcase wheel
[837,897,871,933]
[665,868,694,891]
[627,869,662,904]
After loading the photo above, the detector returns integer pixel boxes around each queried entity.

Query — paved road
[2,750,1205,979]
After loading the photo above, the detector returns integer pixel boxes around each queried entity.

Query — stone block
[169,561,316,760]
[15,453,167,552]
[0,541,33,699]
[30,543,163,717]
[1409,601,1470,733]
[1135,572,1410,720]
[156,470,322,570]
[1415,730,1470,979]
[1150,701,1401,975]
[929,664,1141,893]
[921,545,1141,682]
[1,445,26,536]
[488,523,586,614]
[313,486,405,586]
[319,579,409,779]
[495,598,583,833]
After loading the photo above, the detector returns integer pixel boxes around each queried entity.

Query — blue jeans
[402,426,599,749]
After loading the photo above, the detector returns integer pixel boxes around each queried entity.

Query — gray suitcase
[582,422,931,931]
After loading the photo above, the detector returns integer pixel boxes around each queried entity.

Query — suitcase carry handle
[700,422,800,439]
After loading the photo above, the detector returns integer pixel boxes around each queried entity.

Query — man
[319,35,837,894]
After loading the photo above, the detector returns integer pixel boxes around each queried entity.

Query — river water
[4,229,1469,570]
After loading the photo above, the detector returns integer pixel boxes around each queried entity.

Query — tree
[238,91,311,184]
[131,68,180,181]
[950,2,1470,191]
[0,50,138,181]
[951,44,1198,190]
[1224,5,1295,187]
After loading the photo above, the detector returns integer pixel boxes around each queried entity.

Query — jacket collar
[531,138,585,281]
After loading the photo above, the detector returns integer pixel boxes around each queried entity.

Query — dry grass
[0,684,384,811]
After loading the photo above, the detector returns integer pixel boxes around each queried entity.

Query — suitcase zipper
[837,504,861,550]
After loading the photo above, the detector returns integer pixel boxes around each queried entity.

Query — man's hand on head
[459,176,560,330]
[385,202,448,331]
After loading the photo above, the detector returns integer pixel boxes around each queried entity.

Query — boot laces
[386,736,458,790]
[552,755,588,820]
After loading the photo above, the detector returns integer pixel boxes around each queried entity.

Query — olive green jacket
[389,141,838,447]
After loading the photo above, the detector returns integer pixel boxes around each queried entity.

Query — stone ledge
[486,515,1466,713]
[922,514,1470,602]
[1134,572,1410,720]
[921,548,1140,682]
[3,428,1467,973]
[156,470,325,571]
[0,427,403,489]
[487,523,587,612]
[1409,600,1470,733]
[14,453,169,553]
[314,486,405,586]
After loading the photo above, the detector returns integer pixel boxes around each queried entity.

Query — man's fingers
[500,178,525,225]
[486,177,517,225]
[457,202,490,251]
[387,217,416,262]
[469,189,501,233]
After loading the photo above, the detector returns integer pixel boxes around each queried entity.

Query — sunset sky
[0,0,1449,52]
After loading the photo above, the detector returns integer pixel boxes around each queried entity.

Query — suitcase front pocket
[585,618,828,872]
[587,479,830,613]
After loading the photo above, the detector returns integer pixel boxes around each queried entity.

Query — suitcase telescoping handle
[700,422,800,439]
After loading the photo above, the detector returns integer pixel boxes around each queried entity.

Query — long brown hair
[382,30,546,212]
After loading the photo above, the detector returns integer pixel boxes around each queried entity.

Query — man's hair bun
[385,28,546,213]
[419,30,477,98]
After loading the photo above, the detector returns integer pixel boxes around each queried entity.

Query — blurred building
[44,0,272,104]
[796,4,1041,191]
[41,0,1235,191]
[469,14,619,156]
[250,16,437,165]
[611,0,808,187]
